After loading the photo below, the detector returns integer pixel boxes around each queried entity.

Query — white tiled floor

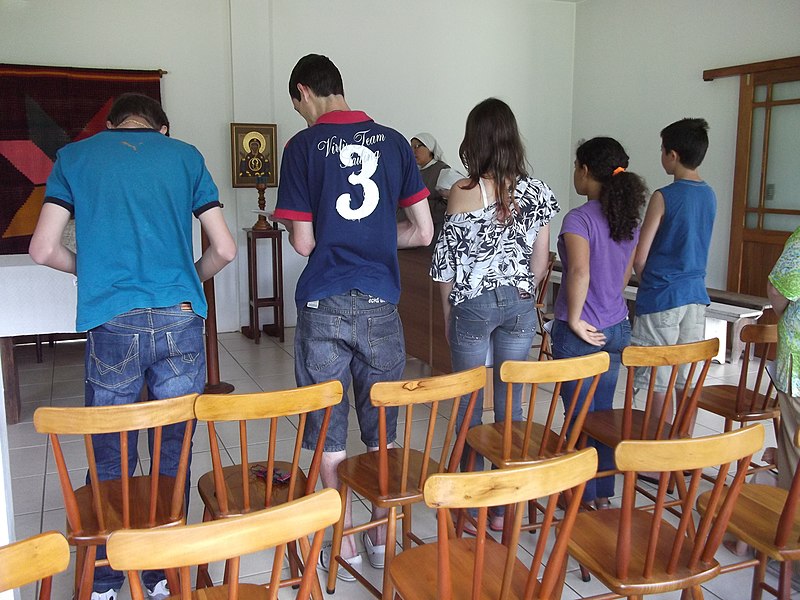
[6,330,794,599]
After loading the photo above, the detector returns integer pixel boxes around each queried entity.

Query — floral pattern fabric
[430,177,559,305]
[769,226,800,397]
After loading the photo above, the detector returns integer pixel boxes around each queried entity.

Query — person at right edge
[767,226,800,491]
[631,118,716,471]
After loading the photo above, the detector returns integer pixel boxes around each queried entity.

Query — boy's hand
[569,319,606,347]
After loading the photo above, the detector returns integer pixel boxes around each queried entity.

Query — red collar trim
[315,110,372,125]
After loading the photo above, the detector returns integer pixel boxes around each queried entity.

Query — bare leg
[367,443,393,546]
[321,450,357,558]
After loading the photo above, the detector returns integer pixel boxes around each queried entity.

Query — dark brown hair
[459,98,528,222]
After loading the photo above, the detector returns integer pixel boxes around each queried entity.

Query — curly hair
[575,137,647,242]
[459,98,528,223]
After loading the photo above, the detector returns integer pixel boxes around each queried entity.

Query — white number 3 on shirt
[336,144,379,221]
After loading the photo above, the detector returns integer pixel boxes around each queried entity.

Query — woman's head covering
[413,132,445,163]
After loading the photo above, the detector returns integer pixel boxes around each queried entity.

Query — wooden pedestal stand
[201,227,234,395]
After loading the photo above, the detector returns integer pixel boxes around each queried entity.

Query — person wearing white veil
[409,132,458,242]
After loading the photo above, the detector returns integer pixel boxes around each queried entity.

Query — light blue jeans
[85,304,206,592]
[449,286,538,471]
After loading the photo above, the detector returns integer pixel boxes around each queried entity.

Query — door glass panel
[764,213,800,232]
[754,85,768,103]
[772,81,800,101]
[765,103,800,216]
[745,212,759,229]
[747,107,765,208]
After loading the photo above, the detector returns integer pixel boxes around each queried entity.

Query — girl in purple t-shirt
[552,137,647,509]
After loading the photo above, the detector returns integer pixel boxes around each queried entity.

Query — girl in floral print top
[429,99,559,528]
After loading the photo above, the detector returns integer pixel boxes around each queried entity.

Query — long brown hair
[459,98,528,222]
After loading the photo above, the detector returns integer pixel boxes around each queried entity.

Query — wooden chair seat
[337,447,440,507]
[569,508,720,595]
[196,460,307,518]
[70,476,184,544]
[581,408,679,449]
[698,385,780,423]
[465,421,563,467]
[183,583,270,600]
[389,537,530,600]
[697,484,800,562]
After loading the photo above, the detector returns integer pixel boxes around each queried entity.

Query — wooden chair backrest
[194,380,343,515]
[613,425,764,580]
[369,365,486,498]
[735,324,778,414]
[33,394,197,536]
[423,447,598,600]
[621,338,719,440]
[107,488,341,600]
[0,531,70,596]
[499,352,610,461]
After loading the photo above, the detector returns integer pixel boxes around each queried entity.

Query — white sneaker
[318,543,362,582]
[362,531,386,569]
[91,590,118,600]
[146,579,170,600]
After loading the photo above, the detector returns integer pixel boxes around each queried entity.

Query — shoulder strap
[478,178,490,209]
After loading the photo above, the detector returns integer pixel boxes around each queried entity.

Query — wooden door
[706,58,800,296]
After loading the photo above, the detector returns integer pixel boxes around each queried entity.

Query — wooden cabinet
[398,247,451,373]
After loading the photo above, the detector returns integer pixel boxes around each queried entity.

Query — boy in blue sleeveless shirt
[632,118,716,432]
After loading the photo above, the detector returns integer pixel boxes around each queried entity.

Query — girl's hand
[569,319,606,347]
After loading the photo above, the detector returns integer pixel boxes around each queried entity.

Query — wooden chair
[579,338,719,485]
[193,380,342,595]
[533,251,557,361]
[463,352,609,534]
[33,394,197,600]
[697,324,779,474]
[697,429,800,600]
[327,365,486,600]
[567,424,764,599]
[0,531,70,599]
[106,488,341,600]
[389,447,598,600]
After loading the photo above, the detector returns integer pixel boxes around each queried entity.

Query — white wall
[264,0,576,325]
[572,0,800,289]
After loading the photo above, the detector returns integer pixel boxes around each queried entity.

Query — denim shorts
[295,290,405,452]
[631,303,706,392]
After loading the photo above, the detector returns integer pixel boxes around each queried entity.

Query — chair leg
[287,540,301,585]
[78,545,97,600]
[327,483,349,594]
[380,507,398,600]
[779,560,792,600]
[296,534,324,600]
[752,552,767,600]
[402,504,412,550]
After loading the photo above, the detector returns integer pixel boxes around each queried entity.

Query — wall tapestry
[0,64,163,255]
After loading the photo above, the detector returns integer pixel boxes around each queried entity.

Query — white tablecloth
[0,255,78,549]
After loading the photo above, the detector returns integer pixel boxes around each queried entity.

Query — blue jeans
[295,290,405,452]
[449,286,538,471]
[551,318,630,501]
[85,305,206,592]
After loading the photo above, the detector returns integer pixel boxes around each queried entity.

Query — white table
[0,255,78,551]
[548,271,764,365]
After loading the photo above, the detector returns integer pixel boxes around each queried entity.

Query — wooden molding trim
[704,56,800,81]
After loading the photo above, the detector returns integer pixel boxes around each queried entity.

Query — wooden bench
[548,270,770,365]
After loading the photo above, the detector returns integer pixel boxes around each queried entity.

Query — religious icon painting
[230,123,278,188]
